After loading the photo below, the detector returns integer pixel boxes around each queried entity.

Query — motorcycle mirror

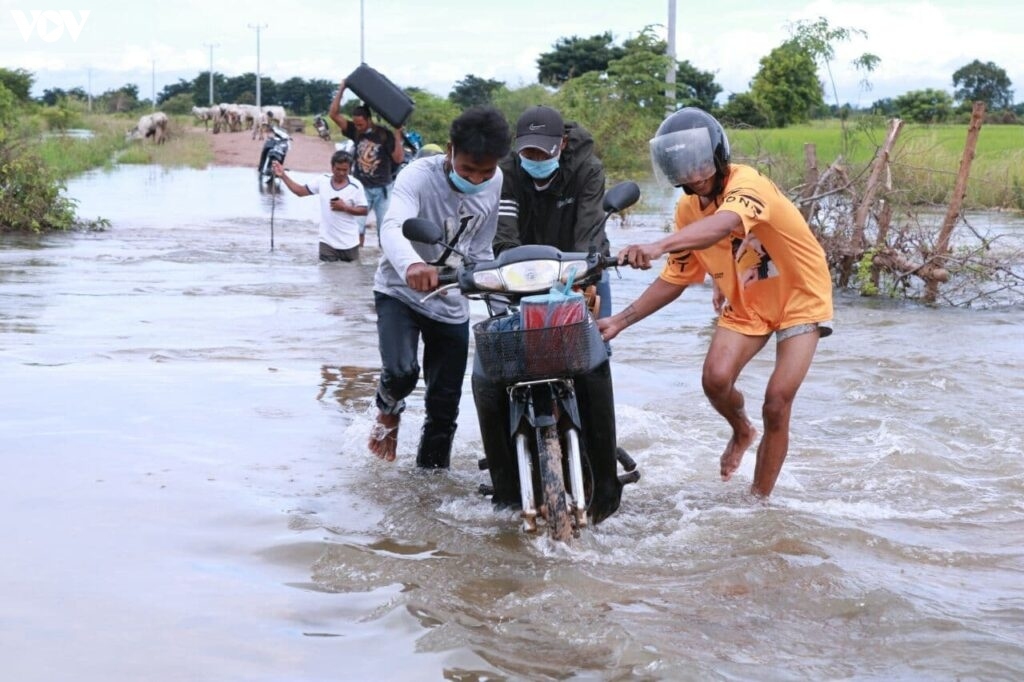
[602,181,641,213]
[402,217,444,244]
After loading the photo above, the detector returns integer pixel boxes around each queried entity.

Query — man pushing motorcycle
[367,106,511,467]
[599,107,833,498]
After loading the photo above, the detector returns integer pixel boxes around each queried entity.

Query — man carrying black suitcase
[329,77,406,247]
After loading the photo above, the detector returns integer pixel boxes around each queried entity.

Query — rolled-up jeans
[360,184,392,241]
[373,292,468,437]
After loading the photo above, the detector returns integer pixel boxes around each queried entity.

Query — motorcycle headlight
[470,259,590,293]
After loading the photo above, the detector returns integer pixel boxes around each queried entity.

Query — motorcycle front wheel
[537,424,574,542]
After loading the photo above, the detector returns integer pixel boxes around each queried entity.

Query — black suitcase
[345,63,415,128]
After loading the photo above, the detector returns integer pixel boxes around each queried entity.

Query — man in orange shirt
[598,107,833,498]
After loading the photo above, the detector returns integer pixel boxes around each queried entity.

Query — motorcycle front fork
[509,379,587,533]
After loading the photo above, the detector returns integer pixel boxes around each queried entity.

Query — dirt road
[201,125,339,173]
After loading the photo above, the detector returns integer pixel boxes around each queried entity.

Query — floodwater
[2,164,1023,681]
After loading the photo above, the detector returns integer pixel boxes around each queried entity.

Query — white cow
[262,105,286,127]
[191,105,214,130]
[127,111,169,144]
[214,103,241,133]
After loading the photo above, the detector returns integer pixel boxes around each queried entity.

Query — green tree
[599,26,720,112]
[0,67,34,103]
[674,60,722,111]
[556,70,659,173]
[870,97,897,116]
[952,59,1014,110]
[449,74,506,109]
[719,92,770,128]
[276,76,310,114]
[749,40,824,127]
[0,81,77,232]
[40,87,68,106]
[404,87,459,147]
[536,32,626,86]
[158,78,196,106]
[98,83,140,112]
[788,17,879,112]
[893,88,953,123]
[548,26,722,172]
[160,92,195,115]
[194,71,228,106]
[304,79,336,115]
[491,83,556,127]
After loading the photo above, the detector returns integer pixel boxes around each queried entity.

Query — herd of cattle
[126,103,289,145]
[191,103,287,138]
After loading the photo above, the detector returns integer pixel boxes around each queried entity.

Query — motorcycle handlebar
[437,268,458,286]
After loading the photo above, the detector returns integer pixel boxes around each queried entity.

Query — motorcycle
[257,125,292,183]
[314,113,331,141]
[401,181,642,542]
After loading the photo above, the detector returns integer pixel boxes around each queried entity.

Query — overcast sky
[2,0,1021,107]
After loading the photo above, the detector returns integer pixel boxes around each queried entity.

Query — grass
[727,119,1024,209]
[117,115,213,168]
[33,112,213,177]
[34,113,129,178]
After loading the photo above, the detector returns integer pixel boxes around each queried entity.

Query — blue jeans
[596,270,612,319]
[360,184,392,240]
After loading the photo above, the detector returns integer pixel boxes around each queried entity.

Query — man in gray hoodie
[369,106,511,468]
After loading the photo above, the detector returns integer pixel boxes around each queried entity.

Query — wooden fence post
[924,101,986,304]
[838,117,903,287]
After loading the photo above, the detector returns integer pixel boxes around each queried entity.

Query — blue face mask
[519,153,560,180]
[448,148,491,195]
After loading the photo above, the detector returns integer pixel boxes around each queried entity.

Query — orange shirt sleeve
[658,195,708,287]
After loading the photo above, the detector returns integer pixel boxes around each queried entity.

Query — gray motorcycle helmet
[649,107,731,195]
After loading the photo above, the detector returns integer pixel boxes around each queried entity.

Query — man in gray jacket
[369,106,511,468]
[496,105,612,316]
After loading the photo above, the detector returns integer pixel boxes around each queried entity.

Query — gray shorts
[777,321,833,342]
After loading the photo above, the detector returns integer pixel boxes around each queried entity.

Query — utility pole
[151,58,156,111]
[360,0,365,63]
[665,0,677,113]
[87,67,92,112]
[203,42,219,105]
[248,23,267,109]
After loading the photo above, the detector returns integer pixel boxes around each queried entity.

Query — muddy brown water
[2,165,1023,680]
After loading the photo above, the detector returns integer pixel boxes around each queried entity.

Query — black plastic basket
[473,316,603,383]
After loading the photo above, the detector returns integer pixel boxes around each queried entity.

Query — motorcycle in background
[258,125,292,184]
[314,114,331,141]
[402,181,642,542]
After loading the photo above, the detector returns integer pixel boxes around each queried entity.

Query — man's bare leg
[749,330,819,496]
[702,327,769,482]
[368,411,400,462]
[720,416,758,481]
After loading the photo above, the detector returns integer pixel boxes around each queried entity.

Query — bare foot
[368,412,400,462]
[720,422,757,481]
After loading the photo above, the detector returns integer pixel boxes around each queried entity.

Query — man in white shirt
[272,150,369,261]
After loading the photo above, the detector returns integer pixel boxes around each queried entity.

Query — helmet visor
[649,127,716,187]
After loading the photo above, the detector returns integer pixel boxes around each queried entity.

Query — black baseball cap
[514,105,564,155]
